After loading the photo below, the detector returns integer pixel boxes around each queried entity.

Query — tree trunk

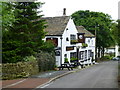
[101,47,105,57]
[98,46,101,58]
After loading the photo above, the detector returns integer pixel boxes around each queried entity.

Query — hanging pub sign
[66,46,74,51]
[77,33,85,43]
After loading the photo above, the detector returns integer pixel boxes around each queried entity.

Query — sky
[39,0,120,20]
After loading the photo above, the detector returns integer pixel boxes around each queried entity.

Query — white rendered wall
[61,17,78,64]
[115,45,120,57]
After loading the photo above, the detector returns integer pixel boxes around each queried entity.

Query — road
[42,61,118,88]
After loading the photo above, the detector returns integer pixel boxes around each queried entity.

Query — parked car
[112,57,120,61]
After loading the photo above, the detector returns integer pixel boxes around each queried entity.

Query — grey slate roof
[76,26,95,37]
[43,16,70,35]
[43,16,95,37]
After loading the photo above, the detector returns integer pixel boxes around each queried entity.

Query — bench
[71,61,84,68]
[58,63,74,71]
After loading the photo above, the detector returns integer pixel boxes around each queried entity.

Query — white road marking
[2,79,27,88]
[40,82,53,88]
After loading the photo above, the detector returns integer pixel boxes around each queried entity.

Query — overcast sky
[39,0,119,20]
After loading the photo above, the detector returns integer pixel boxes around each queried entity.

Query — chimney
[63,8,66,16]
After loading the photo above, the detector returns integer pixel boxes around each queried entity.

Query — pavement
[1,67,84,89]
[44,61,118,88]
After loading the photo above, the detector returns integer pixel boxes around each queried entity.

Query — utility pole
[95,25,97,62]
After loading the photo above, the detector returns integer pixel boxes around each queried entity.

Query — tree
[111,20,120,51]
[72,10,114,58]
[2,2,16,31]
[2,1,46,63]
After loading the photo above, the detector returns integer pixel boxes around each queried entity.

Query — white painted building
[43,16,95,66]
[115,45,120,57]
[105,46,115,54]
[105,45,120,57]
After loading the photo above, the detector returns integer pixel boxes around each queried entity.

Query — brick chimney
[63,8,66,16]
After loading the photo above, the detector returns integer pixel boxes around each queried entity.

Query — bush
[70,57,77,62]
[82,43,88,47]
[23,55,36,62]
[64,58,68,63]
[40,41,55,52]
[2,61,39,80]
[36,50,55,72]
[100,55,111,61]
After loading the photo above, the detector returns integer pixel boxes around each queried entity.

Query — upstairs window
[46,38,58,47]
[70,34,76,40]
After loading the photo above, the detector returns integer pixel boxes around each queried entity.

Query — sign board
[66,46,74,51]
[77,33,85,43]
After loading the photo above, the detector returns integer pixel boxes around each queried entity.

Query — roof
[43,16,70,35]
[76,26,95,37]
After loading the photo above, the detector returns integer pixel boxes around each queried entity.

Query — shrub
[70,57,77,62]
[82,43,88,47]
[40,41,55,52]
[23,55,36,62]
[100,55,111,61]
[36,51,55,72]
[64,58,68,63]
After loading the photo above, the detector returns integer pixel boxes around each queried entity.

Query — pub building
[42,15,95,67]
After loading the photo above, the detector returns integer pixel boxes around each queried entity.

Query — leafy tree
[2,1,46,63]
[72,10,114,58]
[111,20,120,51]
[117,20,120,48]
[2,2,16,31]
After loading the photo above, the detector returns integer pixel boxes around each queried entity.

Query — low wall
[2,51,56,80]
[2,61,39,80]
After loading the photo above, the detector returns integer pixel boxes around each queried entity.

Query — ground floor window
[70,52,77,58]
[88,50,91,59]
[85,50,87,59]
[80,51,84,60]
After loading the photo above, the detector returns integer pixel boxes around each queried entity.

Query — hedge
[2,60,39,80]
[2,51,56,80]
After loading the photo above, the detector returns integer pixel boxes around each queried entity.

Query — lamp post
[76,46,80,63]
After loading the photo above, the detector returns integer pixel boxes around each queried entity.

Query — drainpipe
[60,36,63,65]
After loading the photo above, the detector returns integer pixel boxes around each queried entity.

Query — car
[112,57,120,61]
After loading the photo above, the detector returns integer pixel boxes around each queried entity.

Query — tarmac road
[43,61,118,88]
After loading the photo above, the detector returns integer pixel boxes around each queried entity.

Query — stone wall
[1,51,56,80]
[2,61,39,80]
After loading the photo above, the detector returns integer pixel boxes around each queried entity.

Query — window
[70,52,77,58]
[88,39,90,43]
[91,40,93,45]
[70,34,76,40]
[64,54,67,58]
[46,38,58,47]
[80,51,84,60]
[85,50,87,59]
[88,50,92,58]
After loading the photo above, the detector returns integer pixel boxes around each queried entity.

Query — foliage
[2,61,39,80]
[36,51,56,71]
[23,55,36,62]
[40,41,55,52]
[2,2,16,31]
[64,58,69,63]
[82,43,88,47]
[111,20,120,49]
[70,57,77,62]
[100,55,112,61]
[72,10,114,57]
[2,1,46,63]
[71,39,78,44]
